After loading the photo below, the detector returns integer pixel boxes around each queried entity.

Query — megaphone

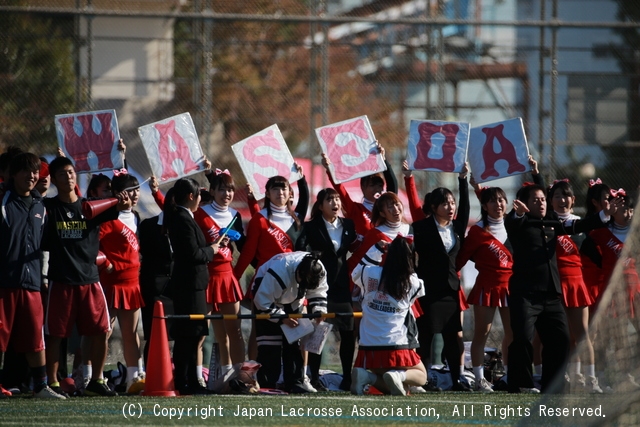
[83,198,118,219]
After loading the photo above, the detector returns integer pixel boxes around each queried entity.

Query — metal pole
[202,0,213,153]
[192,1,202,135]
[320,0,329,127]
[74,0,81,108]
[537,0,546,166]
[309,1,318,150]
[436,0,446,120]
[550,0,559,179]
[86,0,93,110]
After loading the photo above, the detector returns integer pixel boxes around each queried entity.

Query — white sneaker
[409,385,427,394]
[474,377,494,393]
[383,371,406,396]
[351,368,371,396]
[519,387,540,394]
[34,385,67,399]
[197,377,207,389]
[302,376,317,393]
[586,376,602,394]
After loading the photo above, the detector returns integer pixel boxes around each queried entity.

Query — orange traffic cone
[82,198,118,219]
[142,300,177,396]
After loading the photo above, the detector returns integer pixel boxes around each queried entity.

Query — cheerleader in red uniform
[582,179,611,306]
[233,169,308,363]
[456,186,512,392]
[233,168,308,280]
[548,179,600,393]
[98,170,145,393]
[321,144,398,239]
[194,169,246,377]
[347,192,411,275]
[581,188,640,390]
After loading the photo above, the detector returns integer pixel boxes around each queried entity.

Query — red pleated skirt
[354,349,422,369]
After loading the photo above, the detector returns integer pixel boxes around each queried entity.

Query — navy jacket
[0,186,46,290]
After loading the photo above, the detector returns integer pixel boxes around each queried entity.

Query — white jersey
[252,251,328,322]
[351,263,425,349]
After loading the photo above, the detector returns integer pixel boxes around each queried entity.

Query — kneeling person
[252,252,328,393]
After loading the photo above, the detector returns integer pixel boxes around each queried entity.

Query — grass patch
[0,392,618,426]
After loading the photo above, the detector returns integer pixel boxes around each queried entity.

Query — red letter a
[480,124,527,180]
[414,123,459,172]
[155,120,199,181]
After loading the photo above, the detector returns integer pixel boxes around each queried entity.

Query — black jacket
[295,215,357,302]
[413,177,470,296]
[505,210,607,295]
[167,207,214,293]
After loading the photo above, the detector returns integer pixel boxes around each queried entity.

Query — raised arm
[402,160,426,222]
[454,163,470,239]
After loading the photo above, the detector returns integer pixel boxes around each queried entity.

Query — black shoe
[423,380,442,392]
[84,379,117,397]
[311,379,328,392]
[179,386,211,395]
[339,378,351,391]
[451,380,472,392]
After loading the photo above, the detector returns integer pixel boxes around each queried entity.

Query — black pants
[255,314,304,391]
[173,336,200,390]
[507,292,570,393]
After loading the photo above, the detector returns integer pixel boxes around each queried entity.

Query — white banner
[406,120,470,173]
[315,116,386,184]
[138,112,206,184]
[231,125,302,200]
[468,117,530,183]
[55,109,124,173]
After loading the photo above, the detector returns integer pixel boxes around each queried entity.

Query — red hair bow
[215,168,230,176]
[610,188,626,198]
[113,168,128,176]
[522,182,535,187]
[589,178,602,187]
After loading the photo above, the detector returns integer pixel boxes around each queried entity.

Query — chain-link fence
[2,1,639,201]
[1,0,640,419]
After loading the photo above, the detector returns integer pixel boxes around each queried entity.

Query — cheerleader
[412,165,470,392]
[233,167,309,280]
[456,186,512,393]
[547,179,600,393]
[350,236,427,396]
[98,170,145,393]
[321,144,398,238]
[581,188,640,390]
[296,188,359,391]
[582,178,611,306]
[194,169,246,377]
[347,192,411,274]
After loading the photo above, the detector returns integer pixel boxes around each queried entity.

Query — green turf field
[0,392,619,426]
